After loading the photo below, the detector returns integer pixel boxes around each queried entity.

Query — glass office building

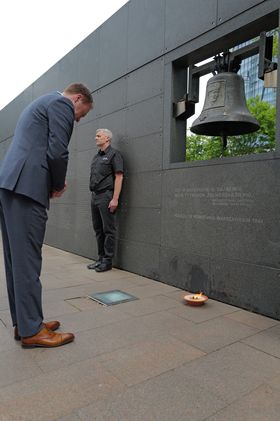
[236,30,277,105]
[240,54,276,104]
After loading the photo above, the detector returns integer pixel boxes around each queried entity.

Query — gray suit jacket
[0,92,74,209]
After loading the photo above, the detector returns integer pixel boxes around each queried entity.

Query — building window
[172,29,278,163]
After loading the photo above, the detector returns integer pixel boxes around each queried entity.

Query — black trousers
[91,190,116,263]
[0,189,47,337]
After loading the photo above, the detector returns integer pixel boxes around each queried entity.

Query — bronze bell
[190,72,260,137]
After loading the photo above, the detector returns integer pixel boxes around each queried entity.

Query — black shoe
[95,262,112,272]
[87,260,102,270]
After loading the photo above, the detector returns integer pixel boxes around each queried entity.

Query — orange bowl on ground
[183,294,208,306]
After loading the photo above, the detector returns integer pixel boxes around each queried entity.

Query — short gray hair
[96,128,113,141]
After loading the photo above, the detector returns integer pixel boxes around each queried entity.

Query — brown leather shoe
[14,321,60,341]
[21,327,74,348]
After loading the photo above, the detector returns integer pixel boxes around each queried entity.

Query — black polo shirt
[89,145,124,193]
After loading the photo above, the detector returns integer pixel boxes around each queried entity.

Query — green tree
[186,96,276,161]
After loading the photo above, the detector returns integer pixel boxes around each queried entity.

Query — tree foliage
[186,96,276,161]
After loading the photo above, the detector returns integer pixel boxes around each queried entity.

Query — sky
[0,0,128,111]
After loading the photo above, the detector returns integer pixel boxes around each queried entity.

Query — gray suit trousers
[0,189,47,337]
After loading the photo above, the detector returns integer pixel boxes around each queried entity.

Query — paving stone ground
[0,244,280,420]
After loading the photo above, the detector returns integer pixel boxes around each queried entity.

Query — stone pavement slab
[0,321,15,352]
[225,308,280,330]
[72,366,227,421]
[116,294,179,316]
[178,341,280,404]
[28,313,187,374]
[0,358,125,420]
[171,315,259,353]
[0,347,42,389]
[168,297,240,323]
[94,334,205,386]
[241,324,280,358]
[0,244,280,420]
[206,383,280,421]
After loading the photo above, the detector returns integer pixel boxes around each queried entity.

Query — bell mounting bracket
[174,32,277,120]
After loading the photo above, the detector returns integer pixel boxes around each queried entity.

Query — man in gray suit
[0,83,93,348]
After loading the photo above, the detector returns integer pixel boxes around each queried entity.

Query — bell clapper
[222,134,227,150]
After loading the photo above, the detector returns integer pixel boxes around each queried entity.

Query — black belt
[93,188,113,195]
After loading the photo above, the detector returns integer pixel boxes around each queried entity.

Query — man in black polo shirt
[87,128,124,272]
